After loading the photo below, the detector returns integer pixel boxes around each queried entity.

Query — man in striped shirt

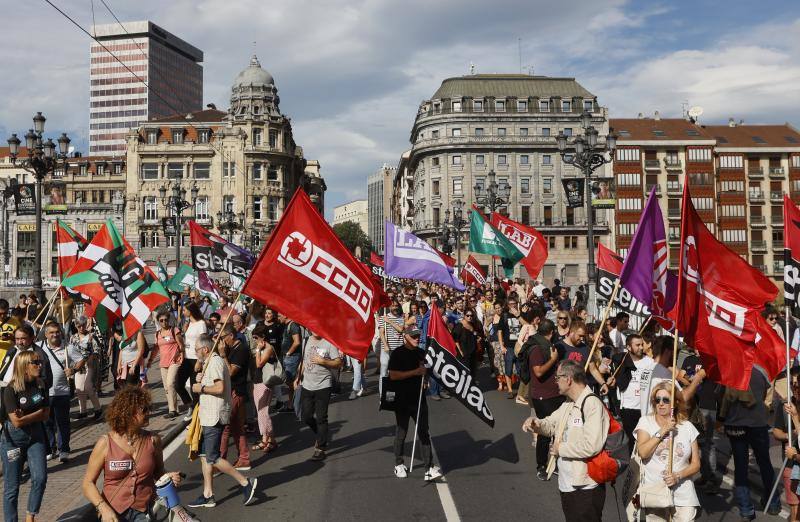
[379,303,405,395]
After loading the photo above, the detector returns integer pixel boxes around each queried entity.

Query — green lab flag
[167,263,197,292]
[468,208,524,277]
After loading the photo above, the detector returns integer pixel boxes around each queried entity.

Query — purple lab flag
[619,187,677,326]
[384,221,465,291]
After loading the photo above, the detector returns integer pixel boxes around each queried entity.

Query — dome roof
[232,55,274,88]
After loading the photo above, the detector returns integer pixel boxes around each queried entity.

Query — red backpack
[579,393,630,483]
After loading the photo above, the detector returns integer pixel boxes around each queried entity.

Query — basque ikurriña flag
[618,187,678,329]
[784,195,800,309]
[61,219,169,341]
[189,221,255,279]
[425,302,494,427]
[384,221,464,290]
[460,255,487,286]
[56,219,89,279]
[489,213,548,278]
[242,190,384,360]
[676,184,778,390]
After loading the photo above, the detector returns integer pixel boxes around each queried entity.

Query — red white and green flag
[62,219,169,340]
[56,219,89,280]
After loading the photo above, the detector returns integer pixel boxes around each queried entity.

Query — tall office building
[90,21,203,155]
[368,164,395,254]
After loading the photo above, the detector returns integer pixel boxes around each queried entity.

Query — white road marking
[163,429,186,461]
[430,443,461,522]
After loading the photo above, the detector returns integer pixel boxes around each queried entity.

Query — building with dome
[124,55,325,271]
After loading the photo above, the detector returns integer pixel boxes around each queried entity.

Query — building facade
[90,21,203,155]
[367,164,395,254]
[398,74,614,285]
[125,55,325,269]
[611,116,800,282]
[332,199,368,234]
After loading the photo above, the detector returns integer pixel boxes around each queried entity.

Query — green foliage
[332,221,372,259]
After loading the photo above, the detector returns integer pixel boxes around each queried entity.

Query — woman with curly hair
[82,386,182,521]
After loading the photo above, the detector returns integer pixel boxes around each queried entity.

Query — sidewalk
[0,341,189,522]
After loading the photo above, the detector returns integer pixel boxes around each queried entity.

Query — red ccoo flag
[490,213,548,278]
[242,190,383,360]
[460,255,487,286]
[676,184,778,390]
[754,313,797,382]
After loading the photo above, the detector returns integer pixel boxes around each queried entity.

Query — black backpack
[516,339,535,384]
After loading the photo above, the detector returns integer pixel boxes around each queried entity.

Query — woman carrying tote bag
[630,381,701,521]
[251,325,280,453]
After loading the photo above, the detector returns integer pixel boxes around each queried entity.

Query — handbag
[261,357,286,387]
[638,481,673,508]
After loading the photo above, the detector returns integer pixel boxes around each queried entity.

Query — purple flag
[384,221,465,290]
[619,187,677,326]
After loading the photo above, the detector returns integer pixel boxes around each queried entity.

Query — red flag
[427,302,457,356]
[370,251,384,267]
[754,313,796,382]
[242,190,382,360]
[460,255,487,286]
[433,247,456,268]
[597,243,623,273]
[490,213,548,278]
[784,195,800,308]
[676,184,778,390]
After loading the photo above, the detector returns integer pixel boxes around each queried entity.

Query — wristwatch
[200,385,206,394]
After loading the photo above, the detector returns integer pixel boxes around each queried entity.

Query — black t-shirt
[3,380,49,426]
[387,345,425,410]
[557,341,589,365]
[681,354,717,410]
[264,322,284,359]
[227,342,250,396]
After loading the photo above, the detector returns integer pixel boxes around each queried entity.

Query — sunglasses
[558,316,568,320]
[29,360,43,366]
[465,314,474,318]
[654,396,671,405]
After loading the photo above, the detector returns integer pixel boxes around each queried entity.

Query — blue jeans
[427,377,440,396]
[45,395,71,454]
[2,421,48,521]
[699,408,719,483]
[349,356,364,392]
[726,425,780,517]
[283,353,301,382]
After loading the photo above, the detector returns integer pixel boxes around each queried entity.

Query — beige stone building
[394,73,614,285]
[332,199,368,234]
[124,55,325,269]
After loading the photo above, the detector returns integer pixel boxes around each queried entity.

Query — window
[450,128,461,137]
[563,128,573,137]
[474,178,485,192]
[539,100,550,112]
[224,162,235,177]
[172,129,183,144]
[252,163,262,180]
[223,195,235,214]
[616,148,641,162]
[543,178,553,194]
[547,237,557,249]
[433,207,441,228]
[475,128,484,136]
[141,164,158,180]
[544,206,553,225]
[497,128,506,137]
[584,100,593,111]
[495,100,505,112]
[17,230,35,251]
[517,100,528,112]
[542,155,552,165]
[268,167,278,181]
[497,155,507,165]
[618,223,638,236]
[688,172,712,185]
[79,164,88,176]
[453,178,463,194]
[719,155,743,169]
[268,198,279,221]
[521,178,530,194]
[665,151,679,165]
[452,155,462,166]
[720,180,744,192]
[167,163,183,179]
[565,206,575,225]
[452,101,462,112]
[194,162,210,179]
[521,206,530,224]
[433,103,441,113]
[564,236,578,248]
[475,155,485,165]
[432,157,440,168]
[618,198,643,211]
[562,100,572,112]
[432,130,440,139]
[195,196,209,220]
[520,155,529,165]
[617,173,641,186]
[473,100,483,112]
[96,164,106,176]
[793,156,800,168]
[146,130,158,145]
[720,204,745,217]
[688,148,712,162]
[143,196,158,220]
[691,197,714,210]
[520,128,529,136]
[252,128,262,146]
[198,129,210,143]
[253,196,263,220]
[540,128,551,138]
[432,179,440,196]
[722,229,746,242]
[113,163,123,175]
[269,130,278,148]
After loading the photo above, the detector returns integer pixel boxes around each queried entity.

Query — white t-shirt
[634,415,700,507]
[640,363,682,417]
[620,356,656,410]
[184,320,207,360]
[610,328,627,353]
[199,354,231,427]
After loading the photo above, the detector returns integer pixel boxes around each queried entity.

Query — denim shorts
[504,346,517,377]
[201,423,224,464]
[284,354,301,381]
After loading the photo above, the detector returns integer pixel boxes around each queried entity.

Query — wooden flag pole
[32,286,62,327]
[409,375,425,472]
[638,315,653,335]
[210,290,242,354]
[786,304,793,452]
[667,328,680,474]
[584,280,620,372]
[546,407,570,480]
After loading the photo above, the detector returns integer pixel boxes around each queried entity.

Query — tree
[332,221,372,260]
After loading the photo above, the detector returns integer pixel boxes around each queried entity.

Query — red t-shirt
[528,341,559,400]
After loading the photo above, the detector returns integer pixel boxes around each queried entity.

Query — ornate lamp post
[439,199,465,271]
[6,113,71,302]
[159,181,198,267]
[473,170,511,279]
[557,111,617,315]
[216,209,245,241]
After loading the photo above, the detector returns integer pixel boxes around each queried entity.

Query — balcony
[773,240,784,250]
[771,191,784,202]
[772,215,784,226]
[751,240,767,252]
[774,261,786,274]
[770,167,786,178]
[666,182,682,195]
[412,133,557,152]
[754,264,768,274]
[664,159,683,171]
[645,184,662,195]
[750,215,766,227]
[748,191,765,203]
[749,167,764,179]
[644,159,661,171]
[668,234,680,244]
[668,208,681,219]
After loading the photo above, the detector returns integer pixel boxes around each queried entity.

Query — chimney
[654,110,661,120]
[728,118,736,127]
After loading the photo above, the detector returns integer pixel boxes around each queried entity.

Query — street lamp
[557,111,617,314]
[216,209,245,241]
[159,181,198,267]
[6,113,70,302]
[438,200,465,271]
[473,170,511,279]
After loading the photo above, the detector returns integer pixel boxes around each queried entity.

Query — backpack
[516,339,534,384]
[579,393,630,483]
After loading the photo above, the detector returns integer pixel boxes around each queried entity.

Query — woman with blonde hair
[1,350,50,522]
[82,386,183,521]
[632,380,701,521]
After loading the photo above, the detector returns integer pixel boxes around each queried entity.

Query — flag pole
[546,407,570,480]
[584,279,620,372]
[786,303,793,454]
[409,375,425,473]
[211,290,242,354]
[667,329,680,474]
[32,285,62,327]
[638,315,653,335]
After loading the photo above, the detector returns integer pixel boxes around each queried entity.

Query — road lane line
[430,443,461,522]
[163,429,185,461]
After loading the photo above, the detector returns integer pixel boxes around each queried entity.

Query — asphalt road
[163,363,786,521]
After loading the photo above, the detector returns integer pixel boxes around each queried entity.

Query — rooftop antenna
[518,38,522,73]
[469,62,476,75]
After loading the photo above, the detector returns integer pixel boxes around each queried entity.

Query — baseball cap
[403,326,421,337]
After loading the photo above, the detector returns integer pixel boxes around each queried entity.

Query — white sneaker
[394,464,408,478]
[424,466,442,481]
[356,388,365,397]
